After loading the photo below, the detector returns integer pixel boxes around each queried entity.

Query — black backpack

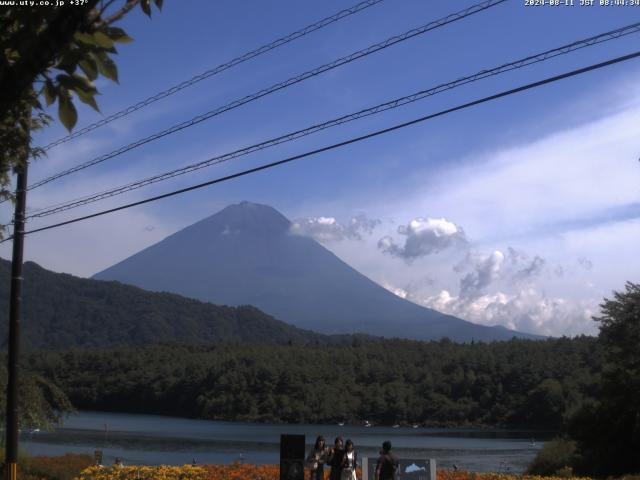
[378,453,399,479]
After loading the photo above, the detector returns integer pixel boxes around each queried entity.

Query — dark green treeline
[27,336,600,428]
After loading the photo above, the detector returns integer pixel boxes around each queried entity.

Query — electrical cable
[7,49,638,242]
[25,0,507,192]
[38,0,386,152]
[26,21,640,219]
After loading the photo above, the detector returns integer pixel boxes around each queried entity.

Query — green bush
[526,438,576,476]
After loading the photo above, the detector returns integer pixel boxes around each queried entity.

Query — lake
[20,411,548,473]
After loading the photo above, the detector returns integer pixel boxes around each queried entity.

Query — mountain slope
[0,258,326,349]
[94,202,537,341]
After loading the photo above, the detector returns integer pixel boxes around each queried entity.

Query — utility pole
[5,157,28,480]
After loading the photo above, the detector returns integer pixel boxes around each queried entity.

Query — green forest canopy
[27,336,600,429]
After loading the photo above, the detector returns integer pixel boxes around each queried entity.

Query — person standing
[306,435,329,480]
[340,439,358,480]
[328,436,345,480]
[375,441,399,480]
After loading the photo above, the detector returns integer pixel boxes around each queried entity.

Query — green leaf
[93,31,115,49]
[71,73,99,112]
[58,92,78,132]
[78,58,98,81]
[93,51,119,83]
[140,0,151,17]
[57,48,82,74]
[74,31,99,46]
[70,73,97,93]
[75,89,100,113]
[43,80,57,106]
[105,27,134,44]
[55,74,75,90]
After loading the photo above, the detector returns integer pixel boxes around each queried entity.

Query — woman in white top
[340,439,358,480]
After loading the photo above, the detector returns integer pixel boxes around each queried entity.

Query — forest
[26,336,600,429]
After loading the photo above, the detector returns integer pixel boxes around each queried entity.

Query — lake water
[20,411,548,473]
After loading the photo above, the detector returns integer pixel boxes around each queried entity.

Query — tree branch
[99,0,120,17]
[96,0,140,28]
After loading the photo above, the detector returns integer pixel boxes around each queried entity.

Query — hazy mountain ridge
[94,201,539,342]
[0,258,329,349]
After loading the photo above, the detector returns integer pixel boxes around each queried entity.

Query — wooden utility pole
[5,159,28,480]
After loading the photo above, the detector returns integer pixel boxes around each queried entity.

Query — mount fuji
[93,202,538,342]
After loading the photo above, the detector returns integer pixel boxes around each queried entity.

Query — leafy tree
[0,0,162,208]
[521,379,566,428]
[0,364,75,431]
[569,282,640,476]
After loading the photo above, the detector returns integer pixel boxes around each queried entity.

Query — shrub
[526,438,577,476]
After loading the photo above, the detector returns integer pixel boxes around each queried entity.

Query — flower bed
[75,465,208,480]
[72,465,597,480]
[439,473,592,480]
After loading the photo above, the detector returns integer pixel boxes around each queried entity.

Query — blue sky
[2,0,640,336]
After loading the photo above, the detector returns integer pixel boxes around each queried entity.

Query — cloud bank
[289,214,380,242]
[378,217,467,260]
[423,287,595,337]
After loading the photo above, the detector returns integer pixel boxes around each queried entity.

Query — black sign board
[280,434,305,480]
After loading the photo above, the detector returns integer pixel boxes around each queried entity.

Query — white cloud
[422,288,597,337]
[290,214,380,242]
[454,247,551,297]
[450,248,597,336]
[375,244,596,336]
[384,284,409,299]
[458,250,505,298]
[378,217,467,260]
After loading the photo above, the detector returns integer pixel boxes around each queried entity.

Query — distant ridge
[94,201,539,342]
[0,258,328,349]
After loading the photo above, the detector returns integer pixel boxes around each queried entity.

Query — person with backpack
[375,441,399,480]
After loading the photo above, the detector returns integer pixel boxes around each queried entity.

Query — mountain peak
[189,201,291,238]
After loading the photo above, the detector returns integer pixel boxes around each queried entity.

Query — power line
[25,0,506,192]
[26,21,640,220]
[38,0,385,152]
[10,49,640,241]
